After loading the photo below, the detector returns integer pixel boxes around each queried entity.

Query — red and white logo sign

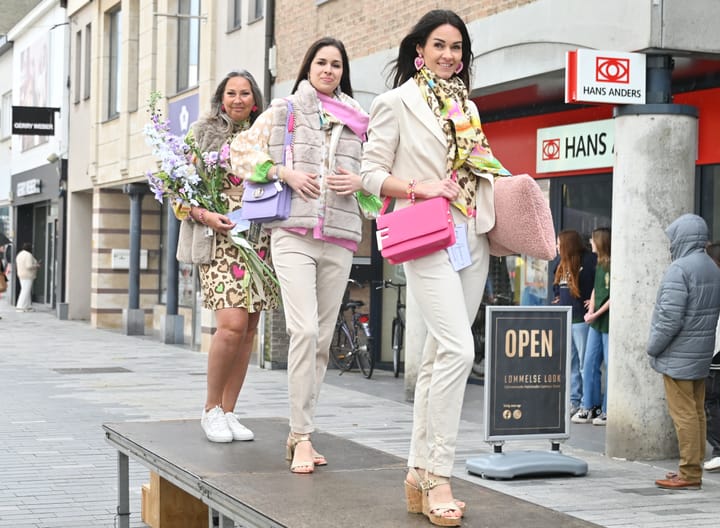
[537,120,614,173]
[541,139,561,161]
[595,56,630,84]
[566,50,645,105]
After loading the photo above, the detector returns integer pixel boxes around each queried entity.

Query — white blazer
[361,78,495,234]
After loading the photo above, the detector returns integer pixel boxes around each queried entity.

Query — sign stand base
[466,443,587,480]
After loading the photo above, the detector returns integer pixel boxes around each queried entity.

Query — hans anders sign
[536,120,614,173]
[566,50,646,105]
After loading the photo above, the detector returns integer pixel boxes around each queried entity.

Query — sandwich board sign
[466,306,587,479]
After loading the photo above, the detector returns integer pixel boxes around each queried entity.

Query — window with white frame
[229,0,241,30]
[84,23,91,100]
[177,0,201,92]
[250,0,263,21]
[107,7,122,118]
[74,30,81,103]
[1,91,11,139]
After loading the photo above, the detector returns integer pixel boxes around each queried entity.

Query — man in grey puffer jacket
[647,213,720,489]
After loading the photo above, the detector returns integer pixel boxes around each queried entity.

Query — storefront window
[699,164,720,241]
[513,173,613,306]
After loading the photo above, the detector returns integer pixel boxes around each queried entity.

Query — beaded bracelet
[407,179,417,204]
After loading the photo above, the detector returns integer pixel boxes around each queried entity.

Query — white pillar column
[606,104,698,459]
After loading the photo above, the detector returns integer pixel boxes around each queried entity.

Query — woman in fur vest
[231,37,368,474]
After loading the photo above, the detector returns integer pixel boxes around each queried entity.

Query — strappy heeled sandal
[285,433,314,474]
[312,449,328,466]
[404,468,465,515]
[421,475,463,527]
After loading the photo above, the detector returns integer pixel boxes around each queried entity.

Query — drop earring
[221,104,226,113]
[414,54,424,71]
[251,105,258,112]
[455,61,464,74]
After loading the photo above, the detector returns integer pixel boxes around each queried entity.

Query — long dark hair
[390,9,473,89]
[209,70,264,131]
[554,230,585,298]
[291,37,354,97]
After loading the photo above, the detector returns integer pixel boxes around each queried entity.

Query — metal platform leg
[117,452,130,528]
[210,507,236,528]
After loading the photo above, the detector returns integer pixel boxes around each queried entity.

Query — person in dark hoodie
[648,214,720,490]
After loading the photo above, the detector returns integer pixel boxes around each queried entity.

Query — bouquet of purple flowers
[143,91,278,294]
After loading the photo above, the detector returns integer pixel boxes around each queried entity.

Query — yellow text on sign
[504,329,553,358]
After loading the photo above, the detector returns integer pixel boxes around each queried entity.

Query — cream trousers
[405,213,489,476]
[271,229,354,434]
[16,278,34,310]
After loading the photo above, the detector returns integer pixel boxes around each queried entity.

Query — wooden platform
[103,418,600,528]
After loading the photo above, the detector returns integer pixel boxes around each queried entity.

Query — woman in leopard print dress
[183,71,280,443]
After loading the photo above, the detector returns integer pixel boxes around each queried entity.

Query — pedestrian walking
[15,242,40,312]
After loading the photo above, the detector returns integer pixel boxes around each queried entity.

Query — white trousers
[405,213,489,476]
[16,279,34,310]
[271,229,354,434]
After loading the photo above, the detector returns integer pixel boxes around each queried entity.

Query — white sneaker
[225,413,254,441]
[704,456,720,472]
[201,406,233,443]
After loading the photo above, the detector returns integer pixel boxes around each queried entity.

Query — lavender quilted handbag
[241,101,293,223]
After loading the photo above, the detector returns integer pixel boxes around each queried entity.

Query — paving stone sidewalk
[0,303,718,527]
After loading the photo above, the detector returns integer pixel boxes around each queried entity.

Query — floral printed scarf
[415,67,510,215]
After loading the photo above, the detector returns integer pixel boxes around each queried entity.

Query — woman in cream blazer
[361,9,508,527]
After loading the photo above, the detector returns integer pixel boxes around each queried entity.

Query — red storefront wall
[481,87,720,178]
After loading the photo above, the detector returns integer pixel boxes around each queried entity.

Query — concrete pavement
[0,301,718,527]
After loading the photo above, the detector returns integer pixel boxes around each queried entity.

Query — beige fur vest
[264,81,363,243]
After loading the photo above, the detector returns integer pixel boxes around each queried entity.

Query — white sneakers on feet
[704,456,720,472]
[201,406,233,443]
[225,412,254,441]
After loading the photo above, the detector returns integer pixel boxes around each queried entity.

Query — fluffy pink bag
[487,174,557,260]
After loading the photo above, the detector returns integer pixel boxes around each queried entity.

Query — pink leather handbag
[376,196,456,265]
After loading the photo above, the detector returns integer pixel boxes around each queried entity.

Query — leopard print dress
[192,119,280,312]
[198,188,280,312]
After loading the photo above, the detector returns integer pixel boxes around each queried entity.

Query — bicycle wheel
[391,318,402,377]
[329,323,354,371]
[470,320,485,377]
[356,329,374,379]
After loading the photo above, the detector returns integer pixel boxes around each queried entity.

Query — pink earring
[251,105,258,112]
[414,54,424,71]
[455,61,464,74]
[221,104,226,112]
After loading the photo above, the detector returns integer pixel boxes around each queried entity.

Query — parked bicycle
[329,280,374,378]
[377,280,405,377]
